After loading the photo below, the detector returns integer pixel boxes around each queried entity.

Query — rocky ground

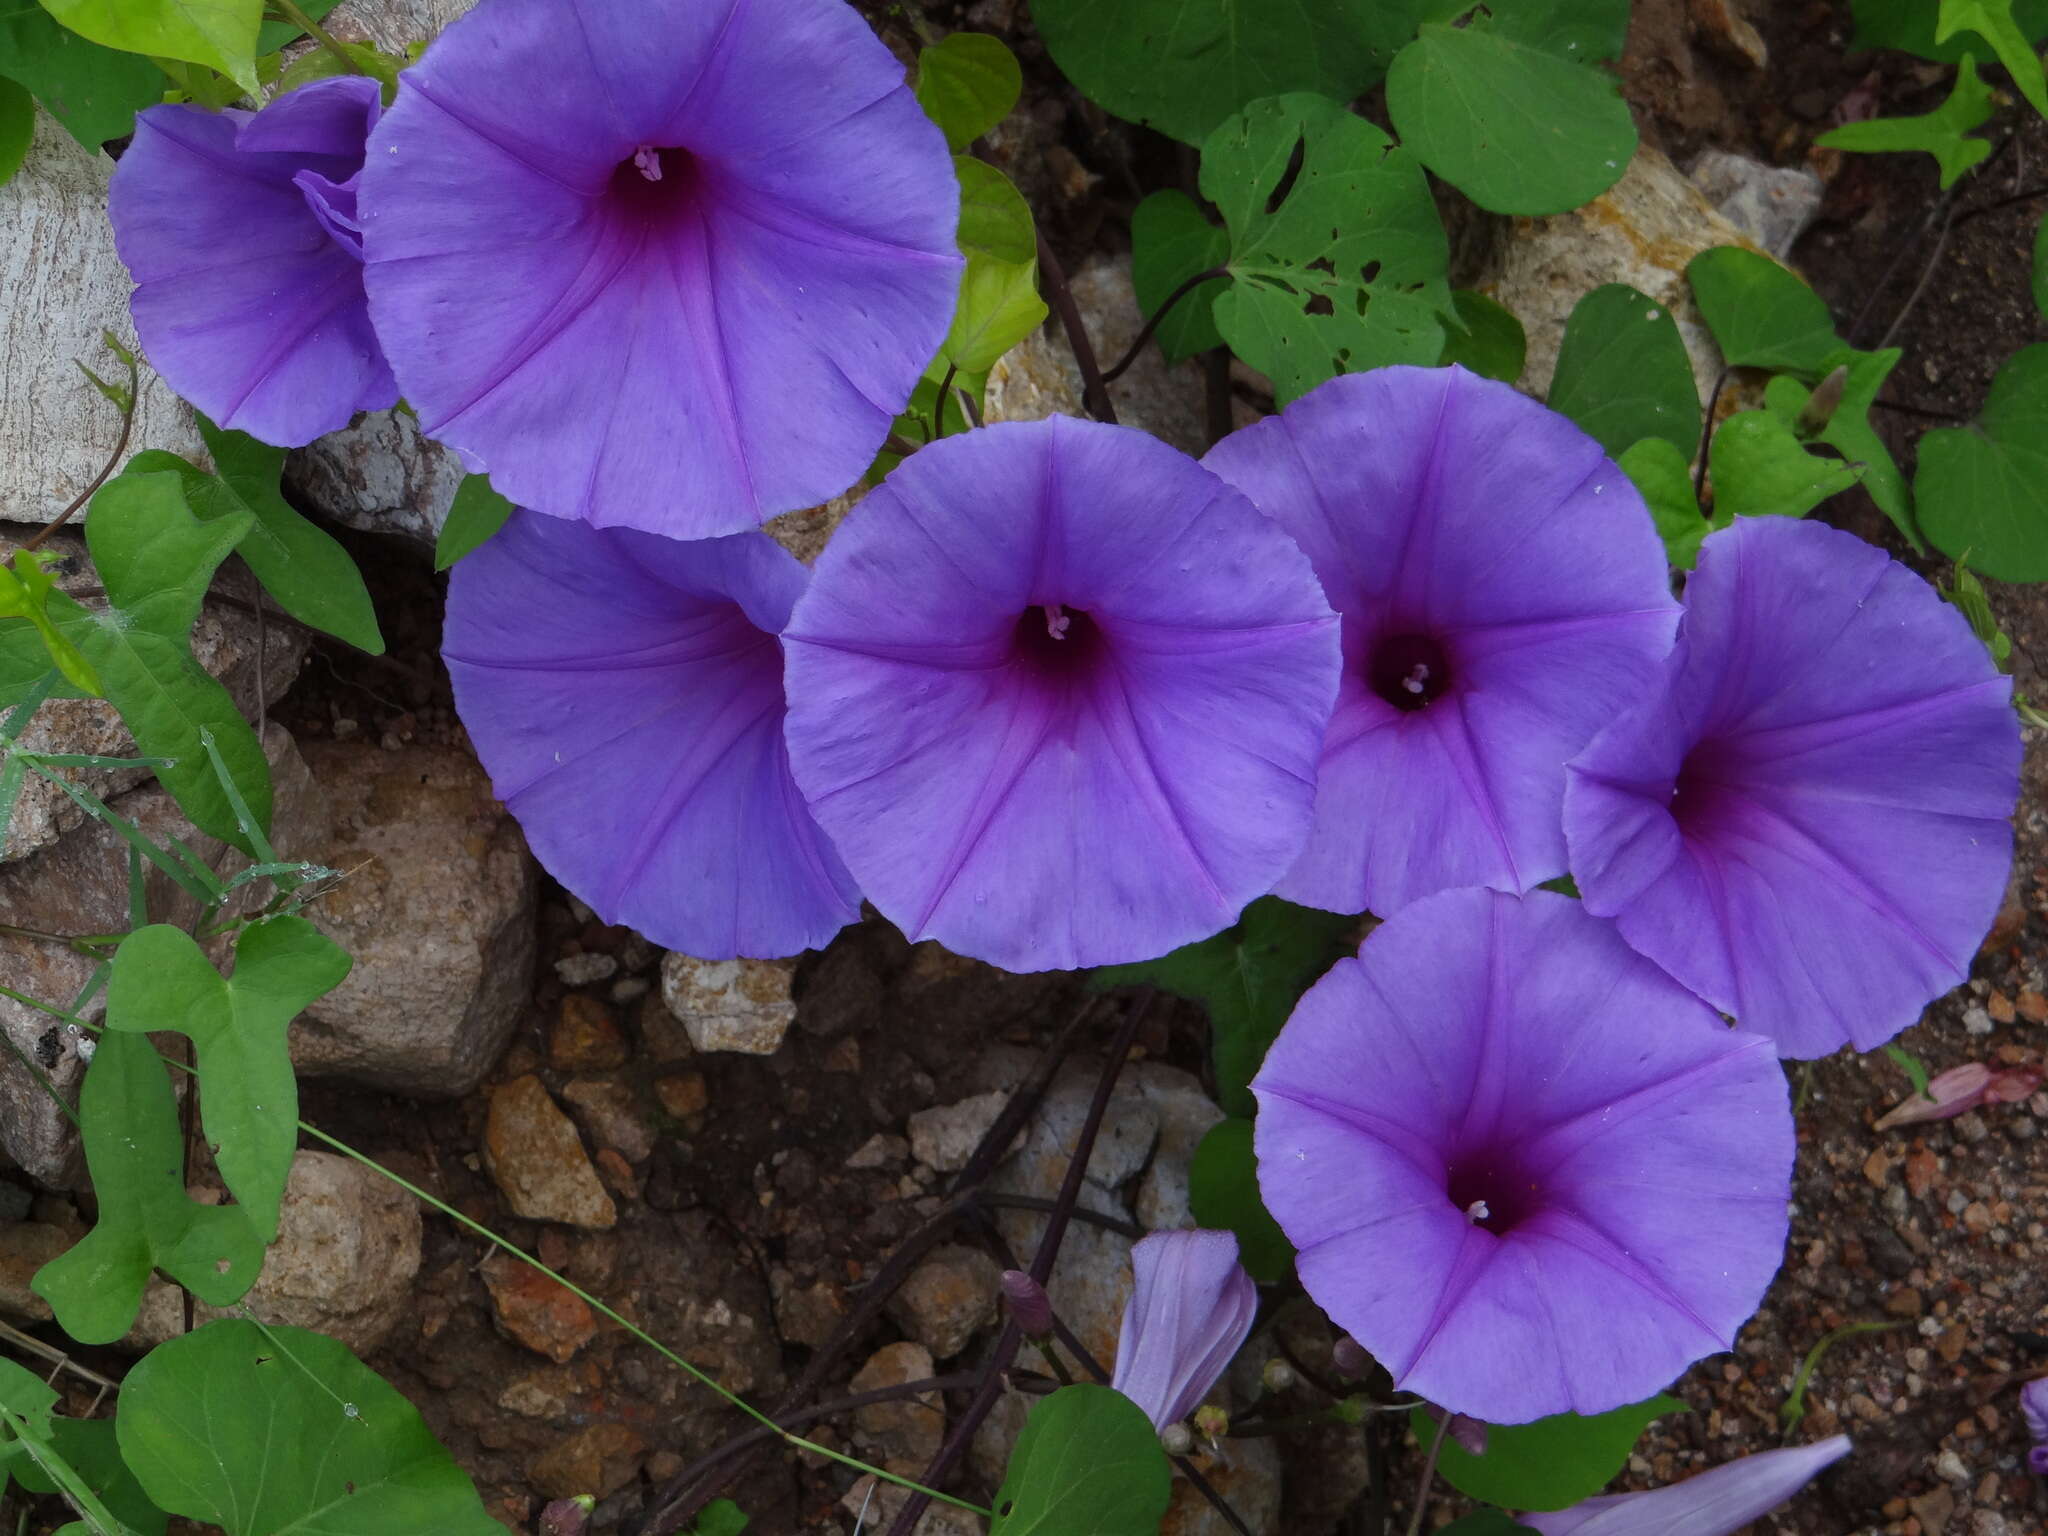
[5,1,2048,1534]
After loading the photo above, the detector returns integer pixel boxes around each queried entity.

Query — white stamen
[634,145,664,181]
[1044,604,1071,641]
[1465,1199,1490,1224]
[1402,662,1430,695]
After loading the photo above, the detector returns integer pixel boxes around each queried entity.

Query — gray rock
[1130,1062,1226,1232]
[559,1077,656,1165]
[1688,149,1826,260]
[907,1090,1011,1174]
[285,407,466,554]
[290,741,536,1095]
[658,953,798,1056]
[129,1150,422,1355]
[323,0,476,51]
[887,1243,1001,1360]
[0,725,321,1186]
[0,109,205,529]
[839,1477,986,1536]
[849,1341,945,1472]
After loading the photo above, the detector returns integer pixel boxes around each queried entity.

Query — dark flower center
[609,144,702,227]
[1010,604,1103,681]
[1367,632,1453,711]
[1443,1144,1540,1235]
[1669,739,1735,835]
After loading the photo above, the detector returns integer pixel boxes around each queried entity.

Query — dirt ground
[23,2,2048,1533]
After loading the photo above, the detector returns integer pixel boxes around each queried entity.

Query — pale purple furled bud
[1108,1230,1258,1432]
[1519,1436,1851,1535]
[1000,1269,1054,1338]
[2023,1377,2048,1476]
[1331,1335,1371,1379]
[1873,1064,2043,1131]
[539,1495,594,1536]
[1425,1402,1488,1457]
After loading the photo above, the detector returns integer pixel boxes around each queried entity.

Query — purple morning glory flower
[1202,365,1678,918]
[1109,1230,1258,1433]
[443,510,859,960]
[1520,1435,1851,1535]
[781,417,1341,973]
[1565,517,2019,1059]
[359,0,962,538]
[109,76,395,447]
[1254,887,1793,1424]
[2023,1377,2048,1476]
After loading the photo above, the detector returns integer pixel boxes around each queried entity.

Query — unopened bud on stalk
[1000,1269,1054,1337]
[1160,1422,1196,1456]
[1798,364,1849,436]
[1192,1403,1230,1442]
[1261,1358,1298,1394]
[1331,1335,1371,1379]
[539,1495,595,1536]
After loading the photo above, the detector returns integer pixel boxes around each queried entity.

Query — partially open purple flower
[1254,888,1793,1424]
[782,417,1341,972]
[1565,517,2019,1059]
[360,0,962,538]
[109,76,394,447]
[1202,366,1677,917]
[1110,1231,1258,1433]
[1520,1435,1850,1535]
[443,510,859,959]
[2023,1377,2048,1476]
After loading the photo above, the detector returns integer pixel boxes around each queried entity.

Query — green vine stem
[268,0,364,77]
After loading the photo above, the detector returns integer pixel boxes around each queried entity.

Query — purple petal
[1203,366,1678,917]
[1109,1230,1258,1432]
[1566,517,2019,1058]
[1254,888,1792,1424]
[782,417,1341,973]
[443,510,860,959]
[1520,1436,1851,1535]
[359,0,962,537]
[109,77,393,446]
[2023,1376,2048,1447]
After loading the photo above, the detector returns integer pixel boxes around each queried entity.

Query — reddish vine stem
[24,360,137,555]
[1035,230,1119,425]
[882,996,1152,1536]
[1100,266,1229,385]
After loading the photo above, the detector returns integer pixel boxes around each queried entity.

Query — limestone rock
[850,1341,945,1473]
[1462,144,1766,405]
[907,1091,1011,1174]
[1,110,204,530]
[290,741,536,1095]
[1688,149,1825,261]
[559,1077,655,1165]
[324,0,476,52]
[887,1244,1001,1361]
[285,408,464,555]
[1131,1062,1227,1233]
[840,1478,987,1536]
[483,1075,617,1230]
[528,1422,645,1503]
[658,953,796,1056]
[0,724,321,1186]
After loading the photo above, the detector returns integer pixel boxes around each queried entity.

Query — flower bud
[1797,364,1849,436]
[1160,1422,1196,1457]
[1261,1358,1298,1394]
[1192,1403,1230,1442]
[1874,1063,2043,1131]
[539,1496,595,1536]
[1000,1269,1054,1338]
[1425,1403,1489,1457]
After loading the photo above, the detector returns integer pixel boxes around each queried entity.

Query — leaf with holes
[37,0,262,95]
[1440,290,1527,383]
[118,1320,503,1536]
[1030,0,1458,146]
[32,1031,267,1344]
[1387,3,1636,216]
[1188,1117,1295,1284]
[1819,53,1995,186]
[1918,344,2048,580]
[1131,190,1230,363]
[1413,1395,1684,1511]
[106,917,350,1241]
[1202,93,1452,405]
[1547,284,1701,457]
[941,157,1047,375]
[915,31,1019,151]
[990,1385,1173,1536]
